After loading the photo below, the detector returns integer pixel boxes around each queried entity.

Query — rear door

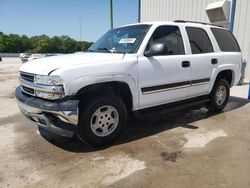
[185,27,216,97]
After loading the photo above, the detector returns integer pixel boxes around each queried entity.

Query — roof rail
[174,20,224,28]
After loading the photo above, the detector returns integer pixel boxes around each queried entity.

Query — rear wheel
[77,94,127,147]
[207,79,230,112]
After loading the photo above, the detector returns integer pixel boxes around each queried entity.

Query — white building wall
[141,0,250,79]
[233,0,250,79]
[141,0,219,23]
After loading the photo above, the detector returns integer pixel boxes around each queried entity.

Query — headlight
[35,75,63,86]
[34,75,64,100]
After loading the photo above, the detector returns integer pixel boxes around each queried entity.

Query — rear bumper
[15,86,79,137]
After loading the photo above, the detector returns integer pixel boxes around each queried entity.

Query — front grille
[22,86,35,95]
[20,73,34,82]
[19,72,64,99]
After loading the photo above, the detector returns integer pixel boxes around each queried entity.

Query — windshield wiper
[97,47,112,53]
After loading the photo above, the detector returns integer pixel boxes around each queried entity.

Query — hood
[19,52,125,75]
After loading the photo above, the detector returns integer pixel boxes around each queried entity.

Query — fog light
[35,91,64,100]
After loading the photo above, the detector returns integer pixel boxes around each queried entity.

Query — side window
[186,27,214,54]
[147,26,185,55]
[211,28,241,52]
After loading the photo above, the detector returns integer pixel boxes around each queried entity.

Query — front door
[138,25,191,109]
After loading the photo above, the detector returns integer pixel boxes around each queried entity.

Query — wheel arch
[209,68,235,93]
[67,74,138,111]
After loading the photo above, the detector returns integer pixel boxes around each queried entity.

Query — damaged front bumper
[15,86,79,138]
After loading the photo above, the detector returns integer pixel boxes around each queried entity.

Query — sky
[0,0,139,42]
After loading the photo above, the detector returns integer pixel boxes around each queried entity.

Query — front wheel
[77,94,127,147]
[207,79,230,112]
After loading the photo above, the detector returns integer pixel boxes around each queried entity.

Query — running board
[134,95,209,118]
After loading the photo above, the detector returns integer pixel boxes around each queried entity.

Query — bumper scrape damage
[15,86,79,137]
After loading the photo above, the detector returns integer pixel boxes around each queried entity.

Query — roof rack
[174,20,224,28]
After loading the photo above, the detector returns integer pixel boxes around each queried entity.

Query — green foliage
[0,32,93,53]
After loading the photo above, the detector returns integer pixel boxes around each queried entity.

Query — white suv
[16,21,242,146]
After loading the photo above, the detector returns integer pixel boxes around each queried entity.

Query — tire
[77,94,127,147]
[207,79,230,112]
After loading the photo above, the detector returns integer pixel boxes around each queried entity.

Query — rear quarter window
[211,28,241,52]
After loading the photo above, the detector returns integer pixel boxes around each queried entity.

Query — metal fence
[0,53,20,57]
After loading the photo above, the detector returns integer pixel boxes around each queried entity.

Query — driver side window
[147,26,185,56]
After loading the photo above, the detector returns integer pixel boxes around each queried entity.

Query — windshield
[88,24,151,54]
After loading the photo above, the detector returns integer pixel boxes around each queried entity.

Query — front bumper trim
[16,86,79,138]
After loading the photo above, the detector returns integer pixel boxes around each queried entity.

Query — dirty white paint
[102,155,146,186]
[184,130,227,148]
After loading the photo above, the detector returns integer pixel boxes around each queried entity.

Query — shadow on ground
[38,96,249,152]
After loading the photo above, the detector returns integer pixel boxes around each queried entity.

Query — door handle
[182,61,190,68]
[211,58,218,64]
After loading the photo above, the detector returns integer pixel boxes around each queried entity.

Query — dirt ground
[0,58,250,188]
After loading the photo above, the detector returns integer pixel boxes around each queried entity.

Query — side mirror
[144,43,168,57]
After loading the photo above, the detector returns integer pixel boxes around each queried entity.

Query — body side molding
[141,78,210,95]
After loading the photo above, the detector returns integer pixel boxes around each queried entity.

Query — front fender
[65,73,139,110]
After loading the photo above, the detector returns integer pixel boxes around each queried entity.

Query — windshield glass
[88,24,151,54]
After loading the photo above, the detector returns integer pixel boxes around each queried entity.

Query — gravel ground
[0,57,250,188]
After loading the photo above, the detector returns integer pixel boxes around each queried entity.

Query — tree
[35,37,52,53]
[0,31,93,53]
[0,33,7,52]
[50,36,63,53]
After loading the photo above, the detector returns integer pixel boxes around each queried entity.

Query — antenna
[79,16,82,41]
